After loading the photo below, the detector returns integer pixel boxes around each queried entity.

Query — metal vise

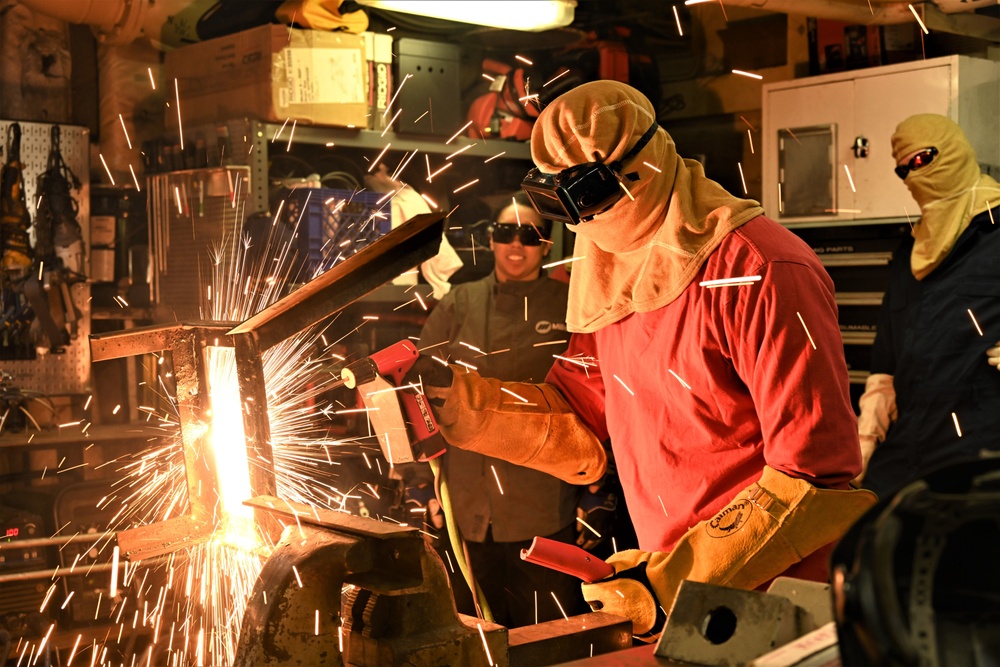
[236,496,631,667]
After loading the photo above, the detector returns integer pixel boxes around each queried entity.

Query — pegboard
[0,282,92,394]
[0,120,90,250]
[0,119,92,395]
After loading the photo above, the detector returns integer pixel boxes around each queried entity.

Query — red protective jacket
[547,216,861,576]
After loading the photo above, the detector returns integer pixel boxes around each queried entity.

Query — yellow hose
[429,457,494,623]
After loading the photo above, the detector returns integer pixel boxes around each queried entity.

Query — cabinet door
[852,64,952,219]
[764,80,855,223]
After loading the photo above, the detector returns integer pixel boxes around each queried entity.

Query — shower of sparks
[9,211,398,665]
[613,374,635,396]
[577,516,601,538]
[732,69,763,80]
[738,162,748,194]
[699,275,761,288]
[477,623,495,666]
[797,311,818,350]
[643,161,662,173]
[174,78,184,150]
[844,164,857,192]
[543,256,585,270]
[952,412,963,437]
[500,387,529,403]
[118,114,133,149]
[668,369,692,390]
[514,54,533,66]
[491,465,505,494]
[909,4,929,34]
[672,5,683,35]
[968,309,984,336]
[99,153,116,186]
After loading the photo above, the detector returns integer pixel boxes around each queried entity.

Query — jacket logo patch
[535,320,567,335]
[705,499,753,538]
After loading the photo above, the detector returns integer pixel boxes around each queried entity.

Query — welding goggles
[520,121,659,224]
[491,223,549,246]
[894,147,937,180]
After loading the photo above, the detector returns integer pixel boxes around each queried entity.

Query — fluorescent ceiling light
[357,0,576,32]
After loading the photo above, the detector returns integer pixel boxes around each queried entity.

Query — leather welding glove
[988,341,1000,371]
[581,466,877,640]
[855,373,897,485]
[424,367,606,485]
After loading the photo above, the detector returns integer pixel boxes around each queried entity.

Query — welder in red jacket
[418,81,876,639]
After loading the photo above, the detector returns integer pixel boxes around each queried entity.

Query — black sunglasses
[491,224,547,246]
[895,147,938,180]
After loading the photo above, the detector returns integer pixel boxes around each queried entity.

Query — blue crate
[280,188,394,274]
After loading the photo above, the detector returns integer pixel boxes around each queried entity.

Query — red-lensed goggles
[895,147,938,180]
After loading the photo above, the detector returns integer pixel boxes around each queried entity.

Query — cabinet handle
[852,136,870,159]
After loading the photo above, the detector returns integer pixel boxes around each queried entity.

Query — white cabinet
[762,56,999,225]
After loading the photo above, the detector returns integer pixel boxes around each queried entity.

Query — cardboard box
[165,25,368,128]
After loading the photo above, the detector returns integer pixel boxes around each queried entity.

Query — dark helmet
[832,458,1000,666]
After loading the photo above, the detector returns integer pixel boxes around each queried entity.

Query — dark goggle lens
[895,147,938,180]
[492,224,544,246]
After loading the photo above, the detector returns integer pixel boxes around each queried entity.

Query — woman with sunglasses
[857,114,1000,497]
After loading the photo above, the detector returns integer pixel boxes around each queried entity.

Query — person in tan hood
[417,81,875,639]
[857,114,1000,497]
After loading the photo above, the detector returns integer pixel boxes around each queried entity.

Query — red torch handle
[520,536,615,583]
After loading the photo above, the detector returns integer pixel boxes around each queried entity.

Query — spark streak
[367,143,392,172]
[732,69,763,80]
[99,154,116,186]
[542,256,585,269]
[668,369,692,390]
[673,6,684,35]
[909,4,929,33]
[491,466,504,494]
[551,592,569,620]
[174,78,184,150]
[577,516,601,538]
[500,387,529,403]
[453,179,479,193]
[613,374,635,396]
[446,121,474,144]
[952,412,963,437]
[477,623,495,666]
[844,164,857,192]
[796,312,817,350]
[514,54,533,66]
[738,162,748,194]
[643,161,662,173]
[699,275,761,288]
[968,309,984,336]
[119,114,133,149]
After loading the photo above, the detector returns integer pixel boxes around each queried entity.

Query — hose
[428,457,494,623]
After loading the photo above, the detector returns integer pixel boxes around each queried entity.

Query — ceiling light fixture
[356,0,576,32]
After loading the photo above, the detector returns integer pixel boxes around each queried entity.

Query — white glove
[853,434,879,486]
[988,341,1000,370]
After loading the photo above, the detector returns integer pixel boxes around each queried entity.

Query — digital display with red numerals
[4,527,18,539]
